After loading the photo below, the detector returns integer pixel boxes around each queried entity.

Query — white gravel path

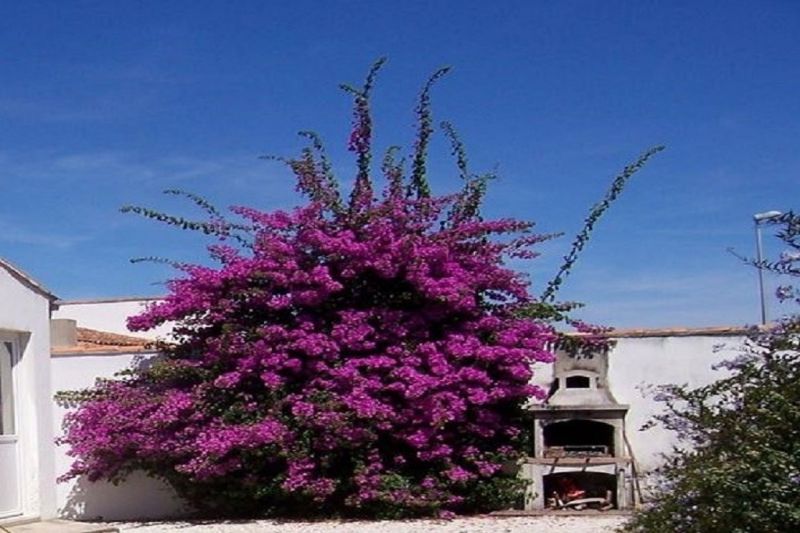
[110,515,626,533]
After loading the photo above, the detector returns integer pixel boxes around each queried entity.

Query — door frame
[0,334,22,519]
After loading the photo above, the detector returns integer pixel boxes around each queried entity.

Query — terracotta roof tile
[75,327,150,346]
[52,327,156,356]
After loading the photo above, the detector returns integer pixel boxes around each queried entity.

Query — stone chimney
[546,348,620,406]
[50,318,77,348]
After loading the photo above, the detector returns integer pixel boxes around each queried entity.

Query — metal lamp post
[753,210,783,325]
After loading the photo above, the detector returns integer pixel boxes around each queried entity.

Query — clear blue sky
[1,1,798,327]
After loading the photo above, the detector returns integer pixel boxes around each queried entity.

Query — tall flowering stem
[344,57,387,216]
[441,120,494,225]
[381,145,405,200]
[409,67,450,199]
[297,130,343,214]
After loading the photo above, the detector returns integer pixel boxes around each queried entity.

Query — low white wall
[50,327,746,519]
[52,352,188,520]
[53,298,172,340]
[608,334,743,472]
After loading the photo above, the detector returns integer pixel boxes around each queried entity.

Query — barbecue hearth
[521,348,637,510]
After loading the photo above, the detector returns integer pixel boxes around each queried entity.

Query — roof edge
[566,325,754,339]
[56,295,164,305]
[52,346,159,356]
[0,258,57,301]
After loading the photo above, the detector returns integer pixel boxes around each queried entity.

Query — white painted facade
[606,334,742,472]
[50,298,185,520]
[51,351,187,520]
[0,260,57,526]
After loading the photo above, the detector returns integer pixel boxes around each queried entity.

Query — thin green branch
[409,66,451,199]
[541,145,666,302]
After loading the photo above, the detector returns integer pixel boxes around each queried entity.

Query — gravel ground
[109,515,627,533]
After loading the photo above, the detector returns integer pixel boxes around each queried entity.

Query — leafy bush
[59,60,558,518]
[624,212,800,533]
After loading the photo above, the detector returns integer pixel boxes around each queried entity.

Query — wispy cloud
[580,270,745,295]
[0,91,162,123]
[0,217,92,249]
[2,149,287,189]
[0,56,183,123]
[564,267,761,328]
[0,149,301,241]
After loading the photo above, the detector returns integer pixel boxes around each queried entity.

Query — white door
[0,339,21,518]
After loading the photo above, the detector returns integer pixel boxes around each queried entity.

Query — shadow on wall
[60,471,191,521]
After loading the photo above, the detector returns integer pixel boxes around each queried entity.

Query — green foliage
[625,212,800,533]
[120,198,252,248]
[410,66,450,199]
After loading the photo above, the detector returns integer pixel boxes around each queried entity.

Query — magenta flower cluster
[59,61,557,518]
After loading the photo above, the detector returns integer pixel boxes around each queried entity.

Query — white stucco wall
[49,324,748,518]
[0,267,56,523]
[53,298,172,340]
[608,334,744,473]
[51,352,188,520]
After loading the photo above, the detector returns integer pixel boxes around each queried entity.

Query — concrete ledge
[491,509,633,517]
[595,325,752,338]
[4,520,119,533]
[0,516,39,529]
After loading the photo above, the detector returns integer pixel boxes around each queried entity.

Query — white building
[51,297,171,340]
[0,259,58,526]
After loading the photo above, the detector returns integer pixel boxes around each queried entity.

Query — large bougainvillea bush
[58,60,659,518]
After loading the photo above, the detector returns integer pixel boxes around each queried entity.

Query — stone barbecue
[521,347,637,510]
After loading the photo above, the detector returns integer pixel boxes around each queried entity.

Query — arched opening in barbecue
[544,472,616,509]
[543,419,614,457]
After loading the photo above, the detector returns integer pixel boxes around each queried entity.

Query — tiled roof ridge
[565,325,755,339]
[76,327,151,347]
[73,324,753,346]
